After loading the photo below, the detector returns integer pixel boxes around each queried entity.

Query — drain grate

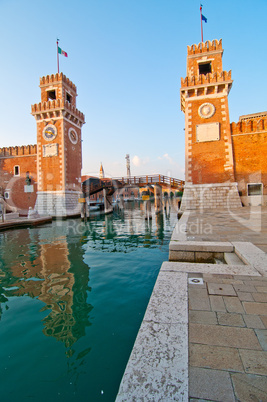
[188,277,204,285]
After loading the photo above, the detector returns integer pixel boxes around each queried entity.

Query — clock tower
[31,73,85,217]
[180,39,241,210]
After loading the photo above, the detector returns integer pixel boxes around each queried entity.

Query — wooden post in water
[103,188,113,214]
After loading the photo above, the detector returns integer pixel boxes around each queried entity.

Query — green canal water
[0,201,178,402]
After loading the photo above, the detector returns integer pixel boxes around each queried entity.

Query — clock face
[43,124,57,141]
[198,103,215,119]
[68,128,78,145]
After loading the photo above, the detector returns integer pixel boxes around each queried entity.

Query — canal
[0,201,178,402]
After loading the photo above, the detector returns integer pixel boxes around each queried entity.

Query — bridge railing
[112,175,184,189]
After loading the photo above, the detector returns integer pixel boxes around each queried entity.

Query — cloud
[132,155,141,167]
[158,153,174,164]
[132,155,149,167]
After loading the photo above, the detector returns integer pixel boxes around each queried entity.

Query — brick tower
[180,39,241,210]
[31,73,85,216]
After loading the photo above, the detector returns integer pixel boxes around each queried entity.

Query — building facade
[180,39,267,209]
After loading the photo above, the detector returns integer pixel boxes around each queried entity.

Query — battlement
[39,73,76,91]
[231,116,267,135]
[239,111,267,122]
[31,99,85,123]
[187,39,223,56]
[181,70,232,88]
[0,144,37,157]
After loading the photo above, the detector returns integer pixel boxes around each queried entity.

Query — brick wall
[0,149,37,212]
[231,117,267,196]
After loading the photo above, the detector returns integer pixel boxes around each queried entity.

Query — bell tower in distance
[31,73,85,217]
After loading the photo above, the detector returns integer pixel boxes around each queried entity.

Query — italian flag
[58,46,68,57]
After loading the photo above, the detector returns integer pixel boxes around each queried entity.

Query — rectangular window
[14,165,20,176]
[199,62,212,75]
[66,93,72,103]
[47,90,56,100]
[247,183,262,196]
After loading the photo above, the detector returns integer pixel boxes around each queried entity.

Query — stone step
[224,252,244,265]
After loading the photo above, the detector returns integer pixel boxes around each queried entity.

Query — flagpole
[200,5,203,42]
[57,39,59,74]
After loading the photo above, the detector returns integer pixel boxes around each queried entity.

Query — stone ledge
[169,240,233,252]
[162,261,261,276]
[233,242,267,277]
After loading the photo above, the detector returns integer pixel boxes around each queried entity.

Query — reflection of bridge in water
[81,175,184,216]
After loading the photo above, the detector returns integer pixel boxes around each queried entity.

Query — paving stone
[189,288,211,311]
[189,367,235,402]
[207,283,236,296]
[189,343,244,372]
[254,329,267,350]
[239,349,267,375]
[243,301,267,316]
[260,316,267,328]
[189,310,217,325]
[204,273,233,281]
[233,275,252,280]
[233,284,257,293]
[203,277,243,285]
[217,312,245,327]
[236,291,254,301]
[231,373,267,402]
[223,296,245,313]
[255,286,267,293]
[250,276,267,281]
[210,295,226,312]
[189,323,262,350]
[243,314,265,329]
[252,292,267,302]
[244,281,267,288]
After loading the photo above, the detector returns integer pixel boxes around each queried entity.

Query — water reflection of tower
[0,224,92,352]
[38,227,92,351]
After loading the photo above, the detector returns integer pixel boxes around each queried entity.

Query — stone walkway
[116,206,267,401]
[186,207,267,401]
[0,215,52,231]
[186,206,267,253]
[189,273,267,401]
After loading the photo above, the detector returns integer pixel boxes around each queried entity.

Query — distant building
[180,39,267,209]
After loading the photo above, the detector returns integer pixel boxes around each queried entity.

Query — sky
[0,0,266,180]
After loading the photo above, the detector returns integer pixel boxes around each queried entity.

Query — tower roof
[99,163,104,179]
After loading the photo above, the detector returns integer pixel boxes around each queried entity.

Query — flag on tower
[58,46,68,57]
[200,4,207,42]
[202,14,207,23]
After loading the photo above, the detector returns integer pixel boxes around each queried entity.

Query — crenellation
[187,39,222,55]
[181,70,232,89]
[231,116,267,135]
[39,73,76,92]
[0,144,37,157]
